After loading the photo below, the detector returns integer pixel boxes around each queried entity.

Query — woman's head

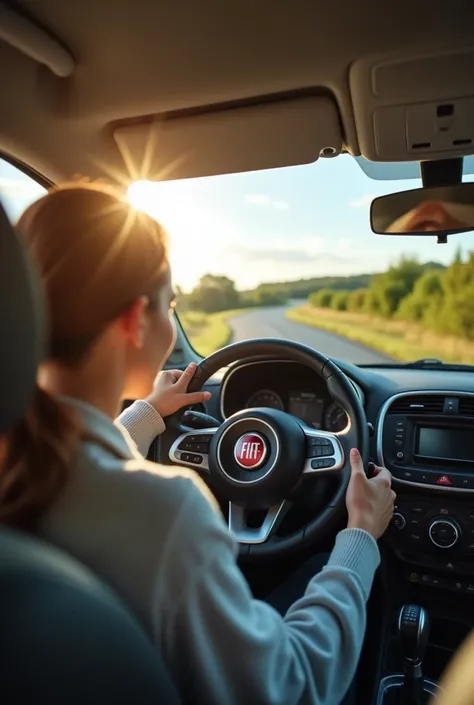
[18,183,175,403]
[1,183,175,530]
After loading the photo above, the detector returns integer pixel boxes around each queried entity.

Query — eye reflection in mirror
[370,183,474,240]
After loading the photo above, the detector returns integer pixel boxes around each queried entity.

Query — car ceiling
[1,0,474,185]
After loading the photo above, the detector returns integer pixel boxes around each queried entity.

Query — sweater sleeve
[116,401,165,457]
[154,479,380,705]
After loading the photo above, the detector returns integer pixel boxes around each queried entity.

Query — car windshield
[128,155,474,366]
[3,154,474,366]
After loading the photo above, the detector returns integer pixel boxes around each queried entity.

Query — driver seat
[0,201,181,704]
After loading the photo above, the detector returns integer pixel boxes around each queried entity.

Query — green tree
[187,274,240,313]
[347,288,367,313]
[370,256,425,317]
[435,251,474,338]
[398,269,444,323]
[309,289,334,308]
[242,286,287,307]
[331,291,349,311]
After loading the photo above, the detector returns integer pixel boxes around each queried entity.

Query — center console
[378,390,474,492]
[360,387,474,703]
[377,390,474,592]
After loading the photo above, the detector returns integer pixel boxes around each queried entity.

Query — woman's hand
[345,448,396,540]
[146,362,211,417]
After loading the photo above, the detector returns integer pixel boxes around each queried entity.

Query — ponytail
[0,385,81,531]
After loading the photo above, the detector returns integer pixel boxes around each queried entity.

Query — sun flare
[127,179,237,291]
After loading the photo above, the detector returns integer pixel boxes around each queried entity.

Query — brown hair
[1,183,167,530]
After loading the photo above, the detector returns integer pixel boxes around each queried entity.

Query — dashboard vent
[459,397,474,417]
[388,395,446,415]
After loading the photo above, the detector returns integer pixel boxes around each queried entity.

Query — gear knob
[398,604,430,665]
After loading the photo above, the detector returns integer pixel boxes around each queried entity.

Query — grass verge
[178,309,248,357]
[286,305,474,365]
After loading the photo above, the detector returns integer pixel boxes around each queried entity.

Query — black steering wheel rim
[167,338,368,558]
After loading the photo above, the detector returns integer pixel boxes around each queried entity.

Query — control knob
[428,517,461,549]
[392,511,407,532]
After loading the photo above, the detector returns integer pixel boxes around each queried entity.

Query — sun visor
[350,46,474,163]
[113,96,342,181]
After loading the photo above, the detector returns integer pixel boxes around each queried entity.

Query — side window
[0,157,47,223]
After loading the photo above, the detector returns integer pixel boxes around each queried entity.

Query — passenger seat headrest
[0,202,44,432]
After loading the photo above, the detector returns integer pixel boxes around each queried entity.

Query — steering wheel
[166,339,368,557]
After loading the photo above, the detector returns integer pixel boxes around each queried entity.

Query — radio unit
[377,391,474,491]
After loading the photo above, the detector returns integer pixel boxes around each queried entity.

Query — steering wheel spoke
[302,427,345,475]
[228,500,290,544]
[169,427,217,473]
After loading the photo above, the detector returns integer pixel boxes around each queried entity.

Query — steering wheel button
[322,445,334,456]
[311,459,324,470]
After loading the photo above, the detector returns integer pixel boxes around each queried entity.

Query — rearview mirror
[370,183,474,242]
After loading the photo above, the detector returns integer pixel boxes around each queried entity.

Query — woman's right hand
[345,448,395,540]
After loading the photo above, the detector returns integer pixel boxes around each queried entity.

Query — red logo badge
[234,433,267,469]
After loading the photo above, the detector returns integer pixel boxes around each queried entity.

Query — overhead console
[349,46,474,162]
[377,391,474,492]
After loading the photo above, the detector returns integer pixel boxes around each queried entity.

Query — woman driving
[1,183,394,705]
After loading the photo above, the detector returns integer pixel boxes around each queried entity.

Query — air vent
[388,395,446,415]
[459,397,474,417]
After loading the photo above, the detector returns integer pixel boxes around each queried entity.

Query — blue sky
[3,154,474,291]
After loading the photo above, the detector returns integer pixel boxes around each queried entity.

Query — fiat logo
[234,433,267,469]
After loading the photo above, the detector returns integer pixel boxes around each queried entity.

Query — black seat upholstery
[0,202,181,704]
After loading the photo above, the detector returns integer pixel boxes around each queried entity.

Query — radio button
[428,518,460,548]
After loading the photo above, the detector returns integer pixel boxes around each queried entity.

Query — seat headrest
[0,202,44,432]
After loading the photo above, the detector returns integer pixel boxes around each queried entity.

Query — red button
[436,475,453,486]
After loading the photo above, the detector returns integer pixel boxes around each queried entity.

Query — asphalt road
[228,305,394,365]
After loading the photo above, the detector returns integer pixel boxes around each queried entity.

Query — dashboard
[190,356,474,591]
[220,360,355,433]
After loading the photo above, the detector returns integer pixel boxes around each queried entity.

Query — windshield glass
[2,154,474,366]
[128,155,474,366]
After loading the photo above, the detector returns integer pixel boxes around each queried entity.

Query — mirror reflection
[370,184,474,236]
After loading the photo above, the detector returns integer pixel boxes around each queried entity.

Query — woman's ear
[120,296,149,349]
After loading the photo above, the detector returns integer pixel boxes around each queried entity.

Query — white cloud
[272,200,289,210]
[245,194,290,210]
[349,193,376,208]
[337,237,352,251]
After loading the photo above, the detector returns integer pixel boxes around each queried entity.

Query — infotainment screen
[417,427,474,462]
[289,392,323,429]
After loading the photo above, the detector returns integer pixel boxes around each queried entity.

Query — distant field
[287,305,474,365]
[178,309,247,356]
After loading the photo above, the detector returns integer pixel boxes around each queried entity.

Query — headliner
[1,0,474,183]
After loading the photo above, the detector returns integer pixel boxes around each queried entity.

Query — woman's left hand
[146,362,211,417]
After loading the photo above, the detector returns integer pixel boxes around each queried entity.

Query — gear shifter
[397,605,430,705]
